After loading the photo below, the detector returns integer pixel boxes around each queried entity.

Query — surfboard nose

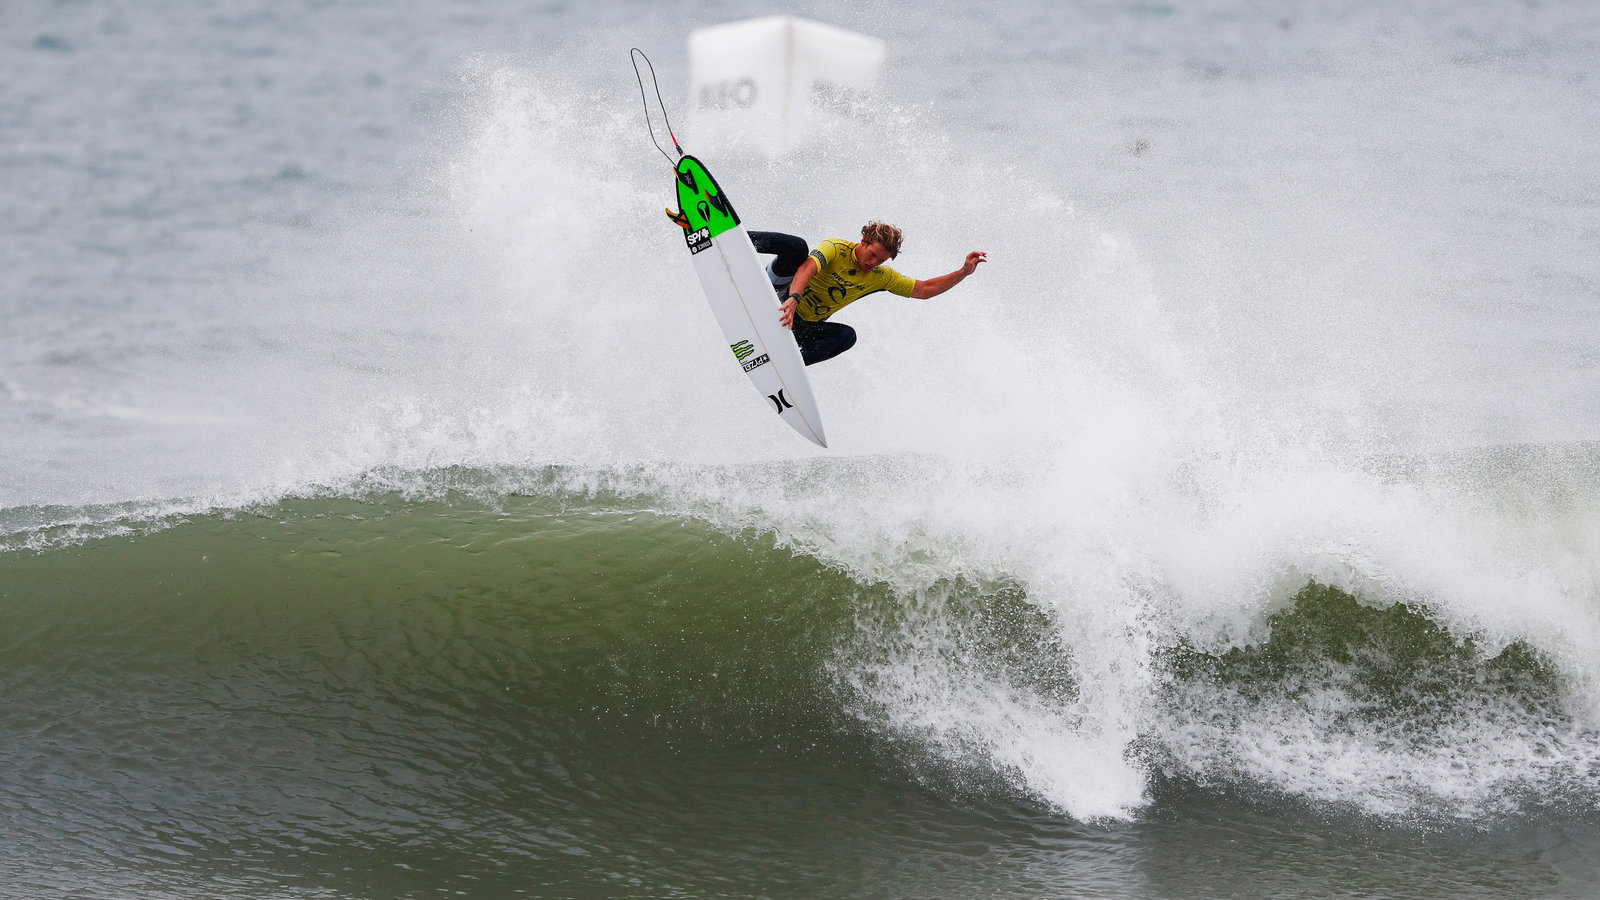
[794,419,827,448]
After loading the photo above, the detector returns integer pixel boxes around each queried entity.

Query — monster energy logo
[730,340,755,362]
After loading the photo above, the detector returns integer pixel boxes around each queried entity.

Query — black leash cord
[630,48,682,167]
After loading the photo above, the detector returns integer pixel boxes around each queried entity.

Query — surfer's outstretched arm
[779,258,819,328]
[910,251,987,299]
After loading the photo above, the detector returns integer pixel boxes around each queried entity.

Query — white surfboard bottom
[691,223,826,447]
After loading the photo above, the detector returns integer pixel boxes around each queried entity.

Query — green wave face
[674,155,740,249]
[3,490,1598,897]
[0,493,889,897]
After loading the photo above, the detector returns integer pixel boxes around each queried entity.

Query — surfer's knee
[772,232,807,261]
[799,321,856,366]
[763,232,809,276]
[837,324,857,352]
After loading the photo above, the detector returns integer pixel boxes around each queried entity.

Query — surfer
[751,223,987,366]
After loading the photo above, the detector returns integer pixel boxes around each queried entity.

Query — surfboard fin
[665,208,690,230]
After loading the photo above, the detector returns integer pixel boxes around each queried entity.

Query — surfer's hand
[779,295,797,329]
[962,251,988,276]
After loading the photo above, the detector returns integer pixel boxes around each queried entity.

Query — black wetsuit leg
[791,318,857,366]
[747,231,809,280]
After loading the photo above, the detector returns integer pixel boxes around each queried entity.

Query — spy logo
[685,226,711,254]
[730,340,755,362]
[767,389,794,414]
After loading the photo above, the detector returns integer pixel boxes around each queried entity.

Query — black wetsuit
[749,230,858,367]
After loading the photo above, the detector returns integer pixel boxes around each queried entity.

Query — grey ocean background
[5,1,1600,897]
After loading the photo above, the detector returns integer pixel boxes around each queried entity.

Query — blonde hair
[860,221,903,258]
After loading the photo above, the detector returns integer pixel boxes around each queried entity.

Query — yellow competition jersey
[796,238,916,322]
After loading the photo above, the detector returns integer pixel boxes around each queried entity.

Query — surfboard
[669,155,826,448]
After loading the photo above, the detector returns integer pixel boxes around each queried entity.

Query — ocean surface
[5,0,1600,896]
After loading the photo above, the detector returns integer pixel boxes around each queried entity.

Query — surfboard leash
[630,48,683,167]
